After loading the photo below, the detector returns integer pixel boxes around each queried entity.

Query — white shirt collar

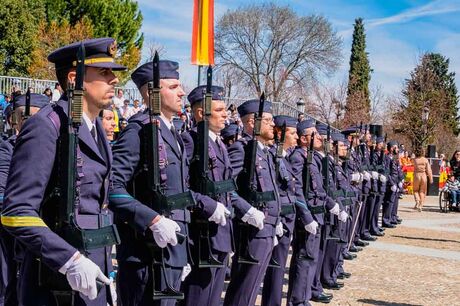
[257,141,265,150]
[160,115,173,130]
[209,130,218,142]
[82,112,96,141]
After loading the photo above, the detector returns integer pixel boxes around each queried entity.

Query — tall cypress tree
[343,18,372,125]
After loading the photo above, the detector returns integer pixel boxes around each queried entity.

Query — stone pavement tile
[315,248,460,306]
[369,241,460,261]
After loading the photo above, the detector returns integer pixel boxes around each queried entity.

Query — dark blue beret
[187,85,225,106]
[297,119,315,135]
[331,132,345,142]
[274,115,297,128]
[13,94,49,109]
[316,123,328,136]
[341,126,360,136]
[221,124,239,139]
[387,140,398,148]
[131,60,180,89]
[376,136,384,143]
[237,99,272,117]
[48,38,126,71]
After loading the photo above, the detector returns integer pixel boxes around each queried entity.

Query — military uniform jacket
[0,135,16,206]
[371,150,388,194]
[1,98,113,276]
[386,154,400,188]
[228,133,280,238]
[109,110,217,267]
[181,129,252,253]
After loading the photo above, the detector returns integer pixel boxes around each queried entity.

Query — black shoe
[379,227,385,232]
[382,223,396,228]
[322,292,333,298]
[311,293,332,303]
[355,239,369,247]
[397,218,403,224]
[323,282,344,290]
[390,221,398,225]
[337,274,345,279]
[349,245,363,252]
[343,252,357,260]
[361,235,377,241]
[371,231,385,237]
[340,271,351,278]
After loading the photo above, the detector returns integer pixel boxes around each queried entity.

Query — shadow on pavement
[357,298,423,306]
[390,235,460,244]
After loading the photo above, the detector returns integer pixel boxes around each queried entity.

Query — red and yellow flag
[191,0,214,66]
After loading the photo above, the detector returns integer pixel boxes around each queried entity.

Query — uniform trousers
[361,193,377,237]
[311,226,327,298]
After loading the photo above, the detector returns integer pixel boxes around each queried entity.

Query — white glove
[304,220,318,235]
[208,202,231,226]
[379,174,387,183]
[398,182,403,189]
[363,171,371,181]
[391,185,397,192]
[351,172,361,183]
[180,263,192,281]
[339,211,349,223]
[149,217,181,248]
[242,207,265,230]
[64,254,111,300]
[273,235,279,247]
[371,171,379,180]
[275,222,284,237]
[329,203,340,216]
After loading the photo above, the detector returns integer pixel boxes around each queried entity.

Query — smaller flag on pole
[191,0,214,66]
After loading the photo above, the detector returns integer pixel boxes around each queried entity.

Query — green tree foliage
[43,0,143,83]
[0,0,45,76]
[425,53,459,135]
[393,53,457,152]
[343,18,372,125]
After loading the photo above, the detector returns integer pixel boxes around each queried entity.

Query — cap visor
[87,62,127,71]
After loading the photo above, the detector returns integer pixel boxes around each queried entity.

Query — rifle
[39,42,120,304]
[145,51,190,300]
[237,92,275,265]
[24,88,31,120]
[274,122,287,175]
[297,131,317,260]
[322,125,339,241]
[192,66,235,268]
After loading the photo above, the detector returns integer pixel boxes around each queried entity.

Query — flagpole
[197,65,202,86]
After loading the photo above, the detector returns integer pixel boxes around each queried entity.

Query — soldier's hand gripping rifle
[39,43,120,301]
[145,52,189,301]
[237,92,275,265]
[193,66,235,268]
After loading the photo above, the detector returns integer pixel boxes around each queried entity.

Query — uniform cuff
[58,251,80,275]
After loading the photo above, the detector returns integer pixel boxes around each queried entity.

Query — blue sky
[135,0,460,96]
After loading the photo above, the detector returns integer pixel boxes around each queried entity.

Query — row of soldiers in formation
[0,37,404,306]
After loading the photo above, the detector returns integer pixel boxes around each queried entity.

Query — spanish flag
[191,0,214,66]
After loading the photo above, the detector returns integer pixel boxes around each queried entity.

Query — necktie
[90,126,97,144]
[170,126,182,152]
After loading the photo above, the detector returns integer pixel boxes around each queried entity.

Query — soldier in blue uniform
[180,85,263,305]
[287,120,342,305]
[0,93,49,306]
[109,61,229,306]
[369,136,387,236]
[1,38,125,306]
[224,99,279,306]
[262,115,314,306]
[382,141,400,228]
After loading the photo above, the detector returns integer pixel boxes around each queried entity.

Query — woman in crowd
[412,148,433,212]
[449,150,460,179]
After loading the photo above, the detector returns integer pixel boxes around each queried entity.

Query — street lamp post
[422,105,430,147]
[296,98,305,114]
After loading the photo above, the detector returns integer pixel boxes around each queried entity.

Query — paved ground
[306,195,460,306]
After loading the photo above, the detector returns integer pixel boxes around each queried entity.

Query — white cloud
[435,32,460,91]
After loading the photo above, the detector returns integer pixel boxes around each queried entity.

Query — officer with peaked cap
[109,61,228,306]
[224,99,278,306]
[382,141,400,228]
[0,93,49,306]
[1,38,126,305]
[181,85,261,306]
[369,136,387,236]
[262,115,315,306]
